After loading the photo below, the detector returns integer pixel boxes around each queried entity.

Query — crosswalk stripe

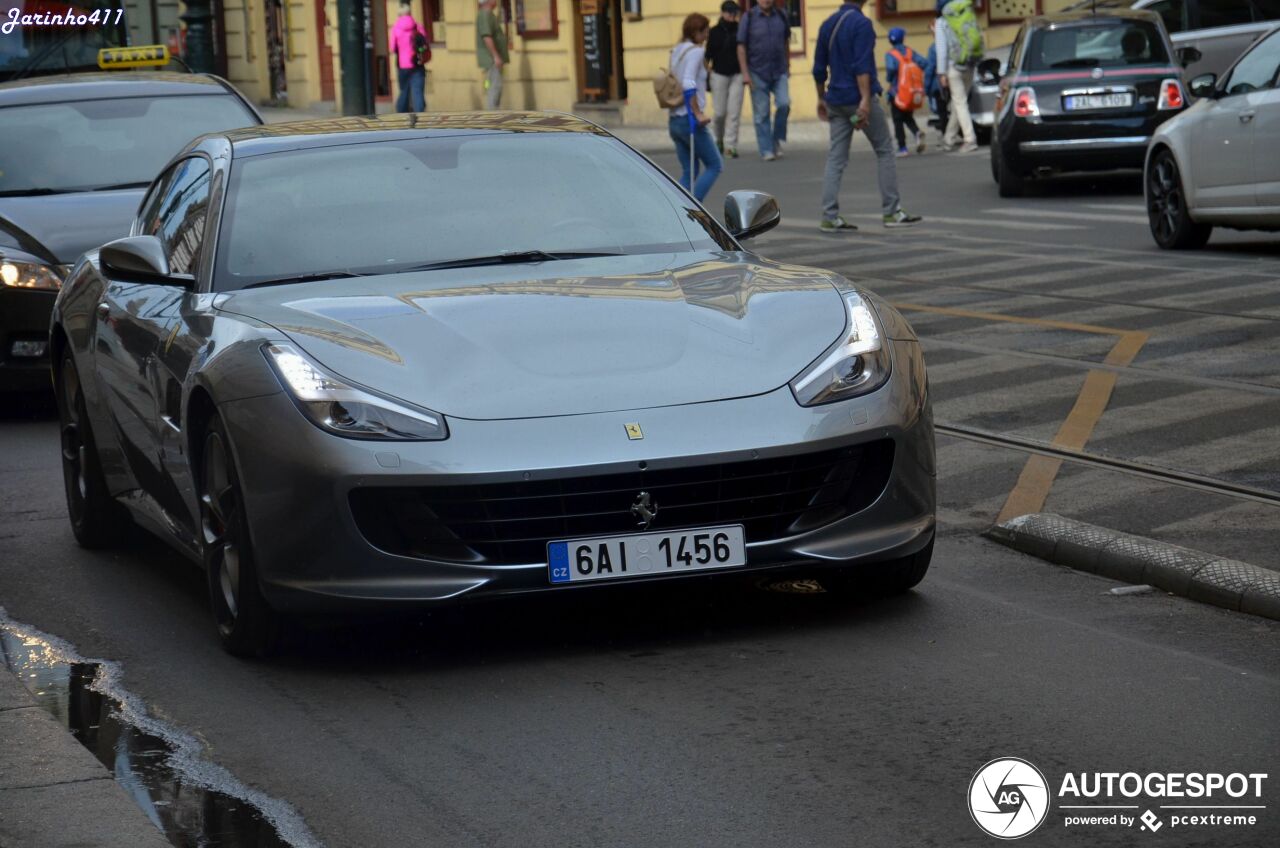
[984,207,1148,225]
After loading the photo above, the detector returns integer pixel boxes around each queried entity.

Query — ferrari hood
[0,189,145,264]
[217,252,848,420]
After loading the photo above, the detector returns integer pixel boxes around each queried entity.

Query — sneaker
[819,216,858,233]
[774,141,784,158]
[939,142,958,153]
[762,152,777,162]
[960,142,980,153]
[726,147,739,159]
[883,209,923,228]
[915,133,926,154]
[896,146,909,158]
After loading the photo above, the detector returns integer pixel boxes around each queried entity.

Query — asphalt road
[1,134,1278,848]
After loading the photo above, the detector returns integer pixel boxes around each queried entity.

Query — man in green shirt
[476,0,508,109]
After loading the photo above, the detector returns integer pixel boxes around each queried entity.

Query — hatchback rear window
[1027,21,1170,69]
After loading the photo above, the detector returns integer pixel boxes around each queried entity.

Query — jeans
[668,115,723,201]
[944,65,976,146]
[395,66,425,113]
[890,102,921,149]
[821,97,901,220]
[710,71,744,150]
[748,72,790,157]
[484,65,503,109]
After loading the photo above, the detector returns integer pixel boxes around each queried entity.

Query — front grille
[350,440,895,565]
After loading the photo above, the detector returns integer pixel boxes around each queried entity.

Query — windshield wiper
[244,270,368,289]
[401,250,623,273]
[89,181,153,192]
[0,182,152,197]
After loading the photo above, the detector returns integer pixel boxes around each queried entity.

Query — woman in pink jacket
[388,1,429,113]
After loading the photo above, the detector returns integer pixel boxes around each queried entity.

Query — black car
[0,71,261,393]
[987,9,1192,196]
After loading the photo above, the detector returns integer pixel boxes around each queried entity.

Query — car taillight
[1158,79,1184,110]
[1013,87,1039,119]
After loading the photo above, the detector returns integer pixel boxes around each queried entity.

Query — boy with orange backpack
[885,27,927,157]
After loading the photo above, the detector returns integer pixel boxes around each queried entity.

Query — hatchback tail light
[1158,79,1184,110]
[1013,86,1040,119]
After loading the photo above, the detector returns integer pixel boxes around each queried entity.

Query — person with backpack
[936,0,984,152]
[666,13,722,201]
[884,27,926,157]
[813,0,922,231]
[389,1,430,113]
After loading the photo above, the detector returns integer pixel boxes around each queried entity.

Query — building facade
[171,0,1057,120]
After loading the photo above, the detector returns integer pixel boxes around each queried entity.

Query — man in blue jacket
[813,0,922,231]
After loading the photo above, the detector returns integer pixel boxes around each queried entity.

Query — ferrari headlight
[1,259,64,291]
[790,291,892,407]
[264,343,448,441]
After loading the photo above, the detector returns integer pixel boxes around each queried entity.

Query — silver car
[1145,24,1280,247]
[50,113,937,655]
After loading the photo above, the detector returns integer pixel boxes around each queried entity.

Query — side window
[1008,26,1027,72]
[1220,28,1280,93]
[1148,0,1189,33]
[149,158,212,277]
[135,168,175,237]
[1252,0,1280,20]
[1198,0,1256,29]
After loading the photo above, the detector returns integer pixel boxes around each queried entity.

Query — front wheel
[199,416,280,657]
[56,352,130,548]
[822,536,934,597]
[1147,150,1211,250]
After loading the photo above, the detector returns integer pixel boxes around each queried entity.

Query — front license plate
[547,525,747,584]
[1064,93,1133,110]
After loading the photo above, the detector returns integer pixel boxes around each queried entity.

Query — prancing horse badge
[624,423,644,440]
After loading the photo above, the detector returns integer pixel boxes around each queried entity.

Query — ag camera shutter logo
[969,758,1050,839]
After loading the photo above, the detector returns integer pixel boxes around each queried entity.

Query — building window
[785,0,804,56]
[516,0,559,37]
[420,0,444,44]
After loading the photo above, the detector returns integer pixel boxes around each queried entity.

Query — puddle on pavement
[0,616,320,848]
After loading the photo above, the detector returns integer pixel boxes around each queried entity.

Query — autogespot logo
[969,758,1051,839]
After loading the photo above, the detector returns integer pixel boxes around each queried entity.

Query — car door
[1243,28,1280,208]
[1189,29,1279,208]
[94,156,210,500]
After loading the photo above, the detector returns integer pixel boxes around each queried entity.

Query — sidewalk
[0,665,170,848]
[254,101,834,152]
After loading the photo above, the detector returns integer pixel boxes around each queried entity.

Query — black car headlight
[1,259,64,291]
[264,343,448,441]
[789,291,892,407]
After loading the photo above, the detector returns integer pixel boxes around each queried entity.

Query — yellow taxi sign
[97,45,171,70]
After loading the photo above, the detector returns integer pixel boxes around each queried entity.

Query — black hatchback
[987,9,1192,196]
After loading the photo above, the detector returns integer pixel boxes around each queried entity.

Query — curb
[0,665,171,848]
[985,513,1280,621]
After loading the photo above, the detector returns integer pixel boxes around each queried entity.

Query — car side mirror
[1176,46,1202,68]
[1188,72,1217,98]
[724,190,781,240]
[99,235,189,287]
[977,57,1002,84]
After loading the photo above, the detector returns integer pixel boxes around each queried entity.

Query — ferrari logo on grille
[631,491,658,529]
[624,423,644,440]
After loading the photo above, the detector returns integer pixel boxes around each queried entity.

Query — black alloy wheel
[57,353,128,548]
[199,417,279,656]
[1147,150,1211,250]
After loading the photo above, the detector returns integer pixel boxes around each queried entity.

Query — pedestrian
[936,0,984,152]
[813,0,922,231]
[706,1,744,159]
[667,13,722,201]
[924,19,949,137]
[476,0,508,109]
[736,0,790,161]
[884,27,926,157]
[389,1,428,113]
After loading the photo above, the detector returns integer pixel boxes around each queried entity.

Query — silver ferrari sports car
[51,113,935,655]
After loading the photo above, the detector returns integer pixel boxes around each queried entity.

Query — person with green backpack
[935,0,984,153]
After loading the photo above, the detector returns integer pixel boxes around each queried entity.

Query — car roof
[1027,8,1163,29]
[0,72,233,107]
[219,111,611,157]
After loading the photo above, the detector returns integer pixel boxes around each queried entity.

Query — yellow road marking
[893,302,1148,524]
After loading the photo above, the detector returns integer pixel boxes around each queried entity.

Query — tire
[975,125,992,146]
[56,353,130,548]
[198,415,280,657]
[822,536,934,597]
[1147,150,1211,250]
[995,143,1025,198]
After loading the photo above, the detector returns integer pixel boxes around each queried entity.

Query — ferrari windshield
[213,133,733,291]
[1028,20,1169,69]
